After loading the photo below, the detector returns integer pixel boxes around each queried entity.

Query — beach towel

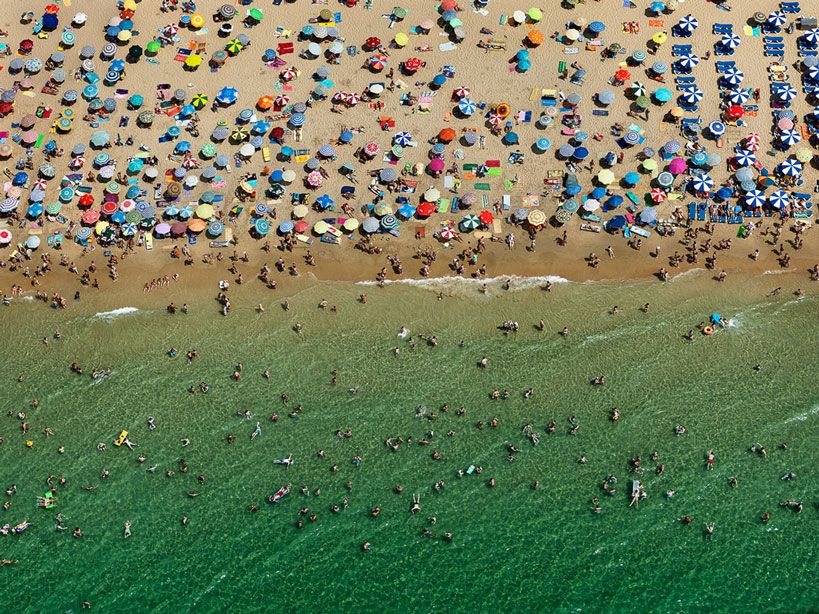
[438,198,450,213]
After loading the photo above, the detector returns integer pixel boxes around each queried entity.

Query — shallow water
[0,275,816,612]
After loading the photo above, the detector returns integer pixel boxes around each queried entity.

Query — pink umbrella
[33,178,47,191]
[346,92,361,106]
[668,157,687,174]
[274,95,290,107]
[363,141,380,157]
[453,86,470,99]
[182,157,200,169]
[82,209,101,224]
[428,158,445,172]
[776,118,793,131]
[306,170,323,187]
[280,68,297,81]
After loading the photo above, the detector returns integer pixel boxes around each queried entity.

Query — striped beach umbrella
[120,223,138,236]
[734,149,756,166]
[680,86,703,104]
[369,54,388,71]
[363,141,380,157]
[650,187,667,203]
[744,190,765,207]
[768,11,787,26]
[0,198,19,213]
[678,15,698,32]
[457,98,476,116]
[721,68,744,87]
[721,33,740,49]
[650,62,667,75]
[692,173,714,193]
[254,218,270,236]
[779,129,800,146]
[289,113,305,127]
[803,29,819,45]
[709,121,726,137]
[727,88,749,105]
[776,86,797,102]
[656,171,674,187]
[664,140,682,154]
[459,214,480,231]
[75,227,93,242]
[677,54,699,69]
[769,190,789,209]
[778,158,802,176]
[380,214,399,230]
[393,131,412,146]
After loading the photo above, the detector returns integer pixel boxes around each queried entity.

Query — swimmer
[124,521,131,538]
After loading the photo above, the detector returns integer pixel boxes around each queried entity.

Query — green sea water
[0,273,816,613]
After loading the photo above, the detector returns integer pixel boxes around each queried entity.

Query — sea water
[0,274,815,612]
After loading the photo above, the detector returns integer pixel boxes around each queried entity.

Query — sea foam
[358,274,570,291]
[93,307,140,320]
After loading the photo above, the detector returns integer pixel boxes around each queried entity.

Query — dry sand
[0,0,817,302]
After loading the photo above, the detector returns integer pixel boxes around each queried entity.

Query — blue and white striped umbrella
[807,65,819,82]
[778,159,802,176]
[721,33,740,49]
[769,190,789,209]
[692,173,714,193]
[678,15,698,32]
[803,29,819,45]
[288,112,305,127]
[164,205,180,217]
[680,86,703,104]
[709,121,726,136]
[723,67,744,85]
[0,198,19,213]
[318,144,335,157]
[727,88,749,104]
[744,190,765,207]
[215,86,239,105]
[734,149,756,166]
[677,54,699,69]
[767,11,787,27]
[776,86,797,102]
[779,129,801,146]
[393,131,412,146]
[457,98,476,116]
[121,222,138,236]
[178,205,194,219]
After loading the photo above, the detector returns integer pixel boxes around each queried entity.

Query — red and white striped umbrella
[33,178,47,191]
[744,133,760,151]
[453,86,470,100]
[306,170,323,187]
[332,91,347,103]
[363,141,380,156]
[487,113,502,126]
[182,157,200,169]
[280,68,297,81]
[346,92,361,106]
[274,94,290,107]
[439,227,457,240]
[69,156,85,169]
[650,187,667,203]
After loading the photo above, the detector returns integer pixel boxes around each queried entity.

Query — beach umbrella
[768,11,787,27]
[656,171,674,187]
[807,66,819,82]
[573,146,589,160]
[254,218,270,236]
[654,88,672,103]
[216,87,239,105]
[26,203,44,218]
[597,90,615,106]
[597,169,615,185]
[460,214,480,231]
[721,33,740,49]
[82,84,99,100]
[623,131,641,146]
[692,173,713,193]
[779,129,800,146]
[103,98,117,113]
[803,29,819,45]
[362,217,380,233]
[795,148,814,163]
[614,69,631,82]
[623,172,640,186]
[677,54,699,70]
[680,86,703,104]
[635,96,650,110]
[416,202,435,218]
[379,168,398,183]
[744,190,765,207]
[650,187,667,203]
[393,131,413,147]
[457,98,476,116]
[452,86,470,100]
[588,21,606,34]
[82,209,101,225]
[652,32,668,45]
[369,54,388,71]
[24,58,42,74]
[709,121,726,137]
[128,94,144,109]
[769,190,789,209]
[678,14,698,32]
[776,86,797,102]
[52,68,67,83]
[380,214,399,231]
[190,93,209,110]
[535,137,552,151]
[727,89,749,105]
[0,228,12,245]
[306,171,323,187]
[630,82,647,98]
[0,197,19,213]
[146,41,161,55]
[90,131,110,147]
[722,68,745,88]
[734,149,756,167]
[45,202,62,215]
[558,144,575,158]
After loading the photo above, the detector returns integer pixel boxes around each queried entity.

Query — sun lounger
[713,24,733,34]
[688,202,696,220]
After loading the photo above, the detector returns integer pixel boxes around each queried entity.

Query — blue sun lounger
[688,202,696,220]
[697,203,707,221]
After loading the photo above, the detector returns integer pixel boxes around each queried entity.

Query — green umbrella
[138,110,154,124]
[201,143,217,158]
[319,9,333,21]
[635,96,650,109]
[125,210,143,224]
[45,202,62,215]
[248,8,264,21]
[146,40,161,54]
[392,6,408,19]
[192,93,209,109]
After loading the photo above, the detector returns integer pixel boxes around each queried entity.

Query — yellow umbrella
[195,203,214,218]
[394,32,409,47]
[313,220,329,234]
[190,14,205,28]
[670,106,684,117]
[117,30,132,43]
[642,159,658,171]
[123,0,137,10]
[652,32,668,45]
[292,204,309,218]
[343,218,360,231]
[95,221,109,235]
[795,148,813,163]
[597,169,616,185]
[185,54,202,68]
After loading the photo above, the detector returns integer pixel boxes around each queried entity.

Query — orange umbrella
[441,0,457,9]
[614,69,631,81]
[44,3,60,14]
[187,218,207,232]
[527,29,544,45]
[438,127,456,142]
[257,96,274,110]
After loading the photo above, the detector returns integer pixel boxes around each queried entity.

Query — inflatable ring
[703,326,714,335]
[496,103,511,118]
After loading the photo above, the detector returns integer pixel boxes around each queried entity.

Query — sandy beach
[0,1,817,611]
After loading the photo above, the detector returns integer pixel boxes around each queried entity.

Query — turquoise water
[0,274,816,612]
